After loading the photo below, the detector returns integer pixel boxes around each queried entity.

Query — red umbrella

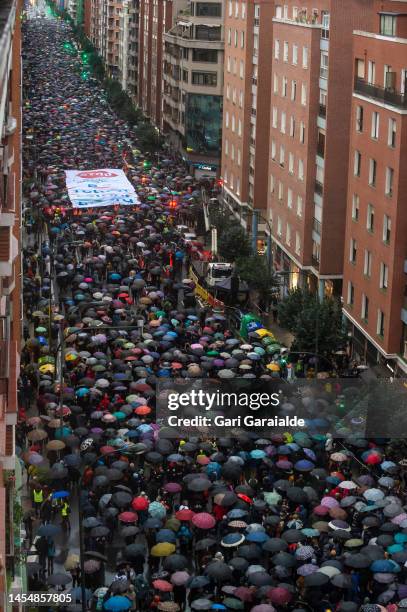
[175,509,194,521]
[152,579,173,592]
[135,406,151,416]
[313,505,330,516]
[365,454,381,465]
[100,445,115,455]
[191,512,216,529]
[118,511,138,523]
[132,497,149,511]
[237,493,253,505]
[234,587,254,602]
[266,587,292,606]
[196,455,210,466]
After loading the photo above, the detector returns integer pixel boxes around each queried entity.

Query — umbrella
[158,604,180,612]
[37,524,62,537]
[104,596,132,611]
[344,554,371,568]
[303,572,329,587]
[191,600,212,610]
[151,543,176,557]
[47,573,72,586]
[331,574,352,589]
[192,513,216,529]
[267,587,292,606]
[170,571,190,586]
[152,579,173,592]
[205,561,233,582]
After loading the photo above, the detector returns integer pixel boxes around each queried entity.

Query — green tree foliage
[235,254,277,302]
[278,289,346,355]
[208,208,251,262]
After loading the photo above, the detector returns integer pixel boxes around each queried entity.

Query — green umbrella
[223,598,244,610]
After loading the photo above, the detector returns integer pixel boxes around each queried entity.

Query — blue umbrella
[76,387,90,397]
[295,460,315,472]
[395,533,407,544]
[104,596,132,611]
[109,273,122,281]
[301,528,320,537]
[167,454,184,462]
[55,426,72,439]
[52,491,70,499]
[221,533,245,547]
[212,606,226,610]
[303,449,316,461]
[246,531,269,544]
[370,559,400,573]
[250,450,266,460]
[148,501,167,519]
[227,509,248,519]
[156,529,176,543]
[206,462,221,476]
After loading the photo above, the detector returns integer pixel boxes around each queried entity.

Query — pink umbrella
[313,505,330,516]
[267,587,292,606]
[170,571,190,586]
[321,496,339,508]
[192,512,216,529]
[251,606,276,612]
[392,513,407,525]
[118,511,138,523]
[163,483,182,494]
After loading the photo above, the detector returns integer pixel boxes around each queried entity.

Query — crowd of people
[17,8,407,612]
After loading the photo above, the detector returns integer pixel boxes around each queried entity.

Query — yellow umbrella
[65,352,79,362]
[150,543,176,557]
[254,328,276,340]
[39,364,55,374]
[266,363,280,372]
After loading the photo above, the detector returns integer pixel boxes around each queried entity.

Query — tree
[236,254,277,305]
[208,208,251,262]
[134,122,163,152]
[291,296,346,356]
[277,288,313,332]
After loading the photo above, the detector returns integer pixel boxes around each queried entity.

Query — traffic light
[169,199,177,209]
[143,160,152,169]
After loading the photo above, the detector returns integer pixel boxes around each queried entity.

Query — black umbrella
[144,518,163,529]
[146,451,164,464]
[344,554,371,569]
[286,487,308,504]
[281,529,306,544]
[121,526,140,538]
[228,557,249,573]
[303,572,329,587]
[195,538,217,551]
[187,576,211,589]
[163,554,189,571]
[37,524,62,537]
[82,517,101,529]
[90,526,110,538]
[263,538,288,553]
[221,464,242,480]
[111,492,133,507]
[274,480,293,492]
[188,478,212,492]
[360,545,385,561]
[93,475,109,488]
[205,561,233,582]
[124,543,145,559]
[272,552,296,568]
[331,574,352,589]
[238,545,262,560]
[110,579,131,594]
[248,572,273,587]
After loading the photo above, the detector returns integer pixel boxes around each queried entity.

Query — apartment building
[0,0,22,598]
[138,0,180,127]
[221,0,274,236]
[162,0,224,177]
[90,0,123,77]
[342,0,407,374]
[267,0,373,297]
[118,0,139,101]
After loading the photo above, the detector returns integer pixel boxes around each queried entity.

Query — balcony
[311,256,320,269]
[354,77,407,109]
[313,218,322,234]
[317,143,325,158]
[314,180,323,196]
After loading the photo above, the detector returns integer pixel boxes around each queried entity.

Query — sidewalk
[262,316,295,347]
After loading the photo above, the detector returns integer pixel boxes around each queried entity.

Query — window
[356,58,365,78]
[361,294,369,321]
[287,188,293,208]
[271,140,276,160]
[232,88,237,104]
[352,194,359,220]
[347,281,354,306]
[300,121,305,143]
[295,232,301,255]
[297,195,303,216]
[273,74,278,94]
[280,112,286,133]
[279,145,285,166]
[367,203,374,232]
[240,60,244,78]
[242,2,246,19]
[371,111,379,139]
[238,119,242,136]
[195,2,222,17]
[380,14,396,36]
[282,77,288,97]
[283,41,289,62]
[289,152,294,174]
[276,5,282,18]
[301,83,307,105]
[227,56,231,72]
[231,144,235,160]
[291,80,297,101]
[290,116,295,137]
[298,159,304,180]
[356,105,364,132]
[368,60,375,85]
[385,167,394,196]
[227,28,231,45]
[292,44,298,65]
[286,223,291,246]
[364,250,372,277]
[225,111,229,128]
[380,262,389,290]
[270,174,275,193]
[226,85,230,100]
[192,49,218,63]
[239,91,243,107]
[350,238,357,264]
[272,107,278,128]
[234,29,238,47]
[236,178,240,196]
[383,214,391,243]
[224,139,228,155]
[388,118,396,147]
[228,0,233,16]
[274,39,280,59]
[277,216,282,236]
[354,150,361,177]
[182,69,188,82]
[320,52,329,79]
[377,309,385,336]
[231,115,235,132]
[302,46,308,69]
[195,25,222,40]
[235,1,239,17]
[278,181,284,200]
[293,6,298,19]
[241,31,244,48]
[283,4,288,18]
[368,159,377,187]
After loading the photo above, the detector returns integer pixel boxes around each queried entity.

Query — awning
[177,20,192,26]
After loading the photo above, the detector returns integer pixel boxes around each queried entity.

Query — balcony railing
[313,217,322,234]
[314,180,323,196]
[311,256,320,269]
[354,77,407,109]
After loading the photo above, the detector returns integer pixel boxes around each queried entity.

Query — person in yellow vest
[60,500,71,532]
[32,485,44,517]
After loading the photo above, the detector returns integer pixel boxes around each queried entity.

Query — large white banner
[65,169,140,208]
